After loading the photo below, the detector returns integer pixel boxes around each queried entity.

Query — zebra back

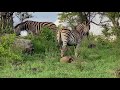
[14,20,57,35]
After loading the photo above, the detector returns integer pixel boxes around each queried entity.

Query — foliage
[102,25,112,37]
[58,12,120,39]
[0,12,14,34]
[0,34,16,48]
[31,28,58,55]
[0,34,23,64]
[0,26,14,35]
[0,33,120,78]
[15,12,34,22]
[58,12,90,29]
[98,12,120,37]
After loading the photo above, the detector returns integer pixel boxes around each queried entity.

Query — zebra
[57,22,90,57]
[14,20,57,36]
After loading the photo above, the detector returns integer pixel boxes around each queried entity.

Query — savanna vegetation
[0,12,120,78]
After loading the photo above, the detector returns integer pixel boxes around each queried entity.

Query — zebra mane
[14,21,28,29]
[24,20,54,23]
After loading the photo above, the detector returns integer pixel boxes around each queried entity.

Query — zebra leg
[86,32,89,40]
[60,31,69,57]
[75,43,80,57]
[61,45,67,57]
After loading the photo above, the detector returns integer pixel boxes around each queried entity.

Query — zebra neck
[76,29,82,35]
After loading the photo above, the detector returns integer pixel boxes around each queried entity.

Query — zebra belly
[67,39,77,46]
[67,43,77,46]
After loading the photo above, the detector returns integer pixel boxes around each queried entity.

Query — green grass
[0,47,119,78]
[0,29,120,78]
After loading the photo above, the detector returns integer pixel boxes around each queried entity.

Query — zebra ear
[84,21,90,26]
[85,21,87,25]
[82,21,86,26]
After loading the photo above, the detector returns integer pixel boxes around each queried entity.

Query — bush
[95,36,113,49]
[0,34,16,48]
[32,28,58,54]
[0,26,14,34]
[0,34,23,62]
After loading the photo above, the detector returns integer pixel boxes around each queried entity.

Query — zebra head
[83,21,90,40]
[14,23,22,36]
[76,21,90,36]
[82,21,90,35]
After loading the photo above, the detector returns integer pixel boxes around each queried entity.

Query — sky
[13,12,103,35]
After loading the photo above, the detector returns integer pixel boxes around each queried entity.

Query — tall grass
[0,28,120,78]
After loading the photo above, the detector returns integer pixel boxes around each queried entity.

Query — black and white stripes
[14,20,57,36]
[57,22,90,57]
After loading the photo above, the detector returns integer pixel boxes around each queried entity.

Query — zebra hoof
[61,54,64,58]
[75,53,79,58]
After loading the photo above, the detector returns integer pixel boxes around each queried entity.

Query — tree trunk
[0,12,14,32]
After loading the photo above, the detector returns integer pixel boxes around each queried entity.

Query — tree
[104,12,120,37]
[0,12,34,34]
[0,12,14,28]
[93,12,120,38]
[58,12,91,30]
[14,12,34,22]
[0,12,14,33]
[58,12,120,39]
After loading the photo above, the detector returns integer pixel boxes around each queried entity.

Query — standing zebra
[14,20,57,36]
[57,22,90,57]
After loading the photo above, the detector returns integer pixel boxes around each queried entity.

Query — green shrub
[0,34,16,48]
[0,34,23,62]
[0,26,14,34]
[95,36,113,49]
[32,28,58,54]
